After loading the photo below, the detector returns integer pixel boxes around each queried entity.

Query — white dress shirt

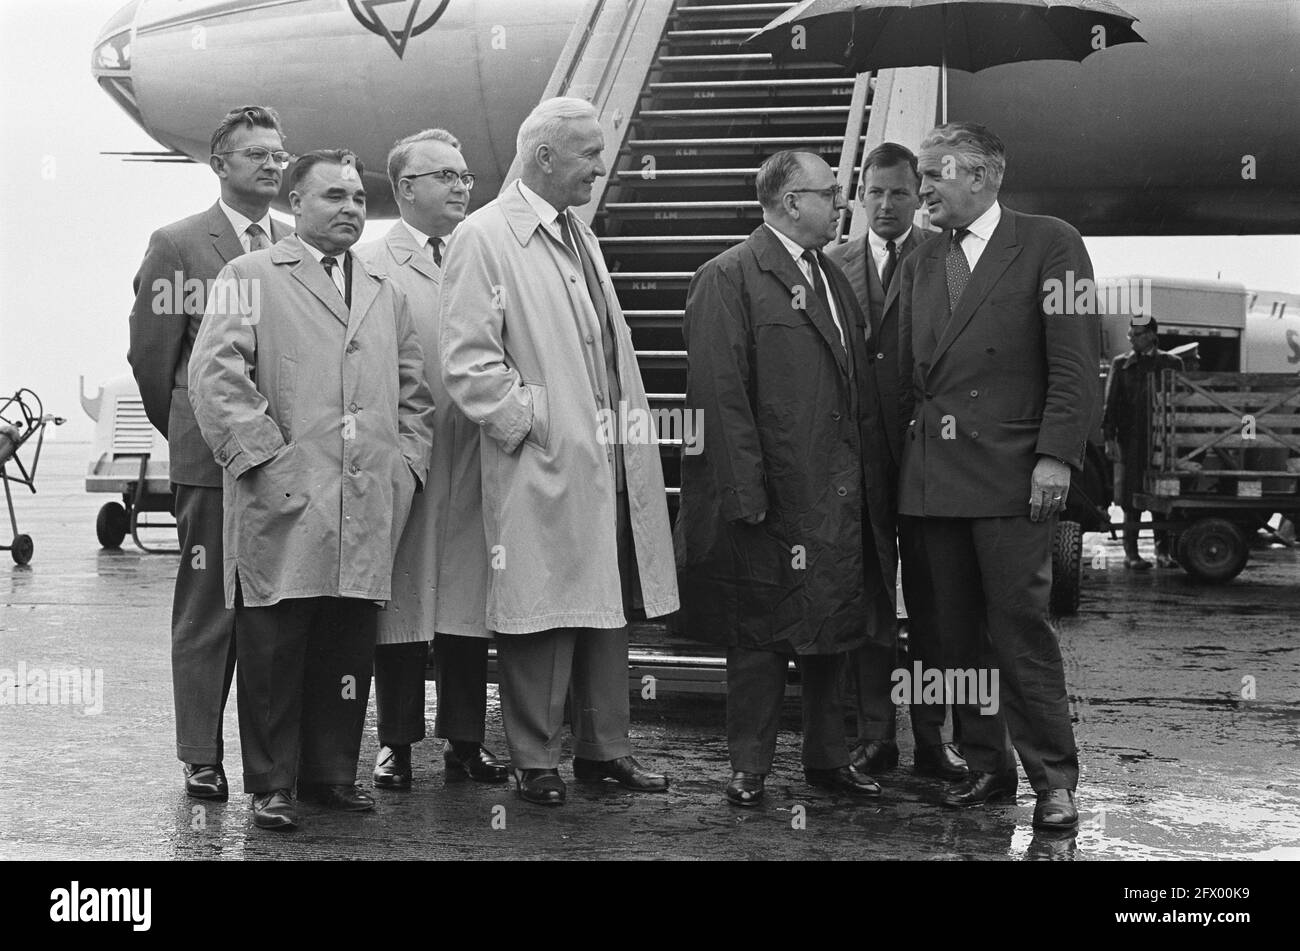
[955,201,1002,271]
[868,225,912,281]
[218,198,275,254]
[400,218,443,263]
[299,237,348,301]
[764,223,845,349]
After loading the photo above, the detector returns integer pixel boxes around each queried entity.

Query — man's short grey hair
[387,128,462,190]
[921,122,1006,191]
[755,150,813,210]
[516,97,599,168]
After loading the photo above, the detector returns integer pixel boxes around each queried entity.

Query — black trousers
[920,515,1079,792]
[234,593,376,793]
[851,515,948,747]
[171,483,237,764]
[372,634,490,747]
[726,647,849,774]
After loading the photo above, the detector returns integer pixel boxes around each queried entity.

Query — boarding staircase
[482,0,879,693]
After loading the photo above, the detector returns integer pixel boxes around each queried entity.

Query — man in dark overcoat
[675,150,898,807]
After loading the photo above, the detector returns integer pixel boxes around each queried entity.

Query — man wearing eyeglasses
[356,130,509,790]
[127,105,292,803]
[1103,318,1184,569]
[676,150,898,806]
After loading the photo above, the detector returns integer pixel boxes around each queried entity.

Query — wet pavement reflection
[2,445,1297,860]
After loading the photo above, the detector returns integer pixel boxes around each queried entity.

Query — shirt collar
[764,222,812,263]
[518,180,564,228]
[962,201,1002,242]
[218,198,273,243]
[298,237,345,265]
[868,226,912,255]
[400,218,432,249]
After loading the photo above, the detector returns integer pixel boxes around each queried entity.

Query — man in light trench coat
[190,149,435,830]
[357,128,507,788]
[439,97,679,806]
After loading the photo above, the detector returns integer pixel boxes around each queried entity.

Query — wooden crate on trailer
[1146,371,1300,499]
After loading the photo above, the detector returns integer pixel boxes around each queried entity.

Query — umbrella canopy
[745,0,1146,74]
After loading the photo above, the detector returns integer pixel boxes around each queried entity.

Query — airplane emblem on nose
[347,0,451,59]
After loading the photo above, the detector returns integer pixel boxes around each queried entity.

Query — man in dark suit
[1103,318,1184,569]
[897,122,1100,830]
[826,143,966,783]
[127,105,292,801]
[677,150,898,807]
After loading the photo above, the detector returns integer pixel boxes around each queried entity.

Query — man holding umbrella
[896,122,1100,830]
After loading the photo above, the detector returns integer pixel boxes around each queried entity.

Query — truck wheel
[1176,517,1249,583]
[11,534,33,565]
[1050,519,1083,616]
[96,502,128,549]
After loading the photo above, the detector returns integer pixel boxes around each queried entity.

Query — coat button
[350,463,360,475]
[216,448,227,461]
[925,392,934,400]
[876,352,885,361]
[570,275,578,283]
[831,411,841,421]
[346,341,358,353]
[970,390,979,398]
[836,486,847,497]
[348,401,360,413]
[971,431,979,438]
[586,334,594,344]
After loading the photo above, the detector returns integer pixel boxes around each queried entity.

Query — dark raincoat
[674,225,897,655]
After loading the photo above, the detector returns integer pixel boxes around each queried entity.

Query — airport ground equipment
[0,389,65,565]
[80,375,176,553]
[1136,371,1300,583]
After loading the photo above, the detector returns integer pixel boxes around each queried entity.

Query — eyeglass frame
[786,184,844,202]
[400,168,476,190]
[212,146,294,169]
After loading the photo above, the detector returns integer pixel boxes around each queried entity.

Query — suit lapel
[283,237,350,326]
[270,218,293,242]
[386,222,440,285]
[207,203,245,264]
[751,226,849,378]
[929,210,1022,370]
[881,228,925,317]
[863,240,886,338]
[346,258,381,342]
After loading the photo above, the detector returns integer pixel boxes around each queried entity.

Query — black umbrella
[744,0,1146,120]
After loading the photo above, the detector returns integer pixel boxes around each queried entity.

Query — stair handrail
[835,70,873,242]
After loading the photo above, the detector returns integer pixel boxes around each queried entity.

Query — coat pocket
[522,381,549,451]
[277,355,297,443]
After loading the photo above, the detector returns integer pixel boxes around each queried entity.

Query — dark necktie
[557,212,579,257]
[801,249,832,316]
[945,227,972,313]
[321,254,350,307]
[429,237,443,267]
[881,238,899,292]
[245,223,270,251]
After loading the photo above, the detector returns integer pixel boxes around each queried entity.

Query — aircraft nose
[91,0,142,124]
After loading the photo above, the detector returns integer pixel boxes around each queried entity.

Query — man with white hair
[896,122,1100,830]
[439,97,679,806]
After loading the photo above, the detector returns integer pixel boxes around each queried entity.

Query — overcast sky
[2,0,1297,443]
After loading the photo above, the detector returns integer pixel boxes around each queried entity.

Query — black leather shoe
[850,739,899,774]
[724,771,765,807]
[804,764,882,797]
[514,768,565,805]
[914,742,969,781]
[1032,788,1079,830]
[942,769,1018,807]
[297,783,375,812]
[184,763,228,801]
[573,755,669,792]
[445,742,509,783]
[373,745,412,789]
[251,789,297,830]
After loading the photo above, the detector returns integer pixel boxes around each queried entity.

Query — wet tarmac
[2,443,1298,860]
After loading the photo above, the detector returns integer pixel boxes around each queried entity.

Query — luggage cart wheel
[1050,519,1083,616]
[1176,517,1249,584]
[11,533,33,565]
[96,502,129,549]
